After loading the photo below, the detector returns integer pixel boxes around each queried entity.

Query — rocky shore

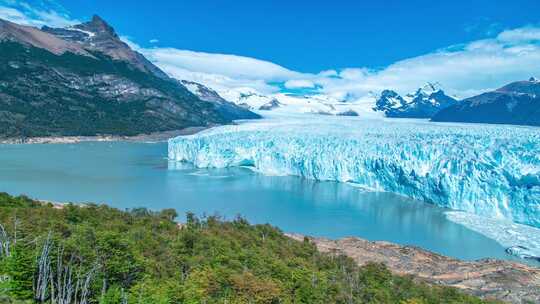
[287,234,540,304]
[0,127,207,144]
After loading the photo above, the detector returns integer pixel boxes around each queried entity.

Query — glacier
[168,113,540,228]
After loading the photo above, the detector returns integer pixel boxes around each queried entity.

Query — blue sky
[57,0,540,72]
[1,0,540,99]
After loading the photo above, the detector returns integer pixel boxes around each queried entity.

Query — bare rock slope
[0,16,257,138]
[288,234,540,303]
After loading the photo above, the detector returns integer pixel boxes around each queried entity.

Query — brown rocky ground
[287,234,540,304]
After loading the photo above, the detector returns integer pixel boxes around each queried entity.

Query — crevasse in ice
[168,114,540,228]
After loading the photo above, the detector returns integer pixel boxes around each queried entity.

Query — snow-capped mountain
[374,83,458,118]
[259,98,282,111]
[218,87,377,117]
[219,88,276,110]
[180,80,261,120]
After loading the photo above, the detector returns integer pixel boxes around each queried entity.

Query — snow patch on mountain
[218,87,380,117]
[374,83,458,118]
[179,80,260,120]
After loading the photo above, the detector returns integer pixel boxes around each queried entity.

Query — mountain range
[432,78,540,126]
[1,15,539,136]
[373,83,458,118]
[0,16,257,138]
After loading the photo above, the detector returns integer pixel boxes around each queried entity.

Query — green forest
[0,192,496,303]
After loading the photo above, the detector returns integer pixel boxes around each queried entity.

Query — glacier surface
[168,114,540,228]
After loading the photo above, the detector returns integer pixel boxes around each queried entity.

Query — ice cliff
[169,115,540,228]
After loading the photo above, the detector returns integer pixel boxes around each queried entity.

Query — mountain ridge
[432,78,540,126]
[42,15,169,79]
[374,83,458,118]
[0,16,257,138]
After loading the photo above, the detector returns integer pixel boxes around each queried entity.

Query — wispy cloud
[0,0,78,27]
[464,17,502,37]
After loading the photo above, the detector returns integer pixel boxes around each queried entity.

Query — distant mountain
[432,78,540,126]
[180,80,260,119]
[258,98,282,111]
[374,83,458,118]
[0,16,256,138]
[219,88,277,111]
[219,87,370,116]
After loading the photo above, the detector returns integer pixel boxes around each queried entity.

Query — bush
[0,193,497,303]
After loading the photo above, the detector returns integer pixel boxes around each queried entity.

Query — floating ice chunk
[446,211,540,261]
[169,114,540,228]
[505,246,540,261]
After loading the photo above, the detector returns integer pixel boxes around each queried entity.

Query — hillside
[432,78,540,126]
[0,17,256,138]
[0,193,494,303]
[289,235,540,303]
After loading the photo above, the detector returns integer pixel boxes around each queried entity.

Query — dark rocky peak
[76,15,117,38]
[377,89,407,104]
[378,90,405,103]
[380,89,400,98]
[413,82,443,97]
[42,15,170,79]
[259,99,282,111]
[529,76,538,83]
[374,84,457,118]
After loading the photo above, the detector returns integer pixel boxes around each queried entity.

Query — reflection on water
[0,141,525,263]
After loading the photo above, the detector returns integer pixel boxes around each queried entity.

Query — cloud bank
[131,25,540,99]
[2,1,540,99]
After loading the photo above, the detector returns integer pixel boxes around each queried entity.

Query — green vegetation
[0,42,224,138]
[0,192,496,303]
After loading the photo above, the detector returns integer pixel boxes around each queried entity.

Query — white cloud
[149,39,159,44]
[284,79,315,89]
[313,27,540,98]
[133,24,540,100]
[142,48,303,82]
[318,70,338,77]
[497,27,540,43]
[127,44,310,94]
[2,1,540,100]
[0,1,77,27]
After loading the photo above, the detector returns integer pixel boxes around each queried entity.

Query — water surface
[0,142,525,263]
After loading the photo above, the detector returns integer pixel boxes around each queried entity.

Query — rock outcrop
[287,234,540,304]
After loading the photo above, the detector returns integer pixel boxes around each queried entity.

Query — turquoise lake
[0,141,526,263]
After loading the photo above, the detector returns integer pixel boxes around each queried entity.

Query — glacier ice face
[168,114,540,228]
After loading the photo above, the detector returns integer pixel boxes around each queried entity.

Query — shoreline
[0,126,209,144]
[16,198,540,303]
[287,234,540,303]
